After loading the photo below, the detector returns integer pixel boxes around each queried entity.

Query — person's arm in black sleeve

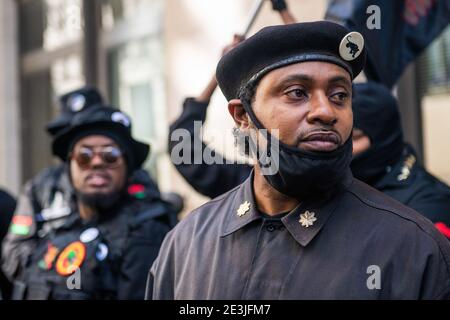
[168,35,252,199]
[271,0,297,24]
[1,181,39,285]
[406,173,450,240]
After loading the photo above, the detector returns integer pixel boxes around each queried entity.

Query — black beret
[52,106,150,171]
[46,86,104,136]
[216,21,367,101]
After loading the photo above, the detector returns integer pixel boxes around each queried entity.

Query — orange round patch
[55,241,86,276]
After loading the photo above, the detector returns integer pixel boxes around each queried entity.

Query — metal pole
[82,0,101,87]
[242,0,266,36]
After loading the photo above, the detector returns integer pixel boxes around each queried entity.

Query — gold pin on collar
[299,210,317,228]
[237,201,251,217]
[397,155,416,181]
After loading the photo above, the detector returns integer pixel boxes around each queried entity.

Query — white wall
[422,94,450,185]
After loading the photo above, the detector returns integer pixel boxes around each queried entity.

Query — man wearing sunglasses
[1,87,104,299]
[4,106,173,300]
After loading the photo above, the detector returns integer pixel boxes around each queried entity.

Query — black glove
[271,0,287,11]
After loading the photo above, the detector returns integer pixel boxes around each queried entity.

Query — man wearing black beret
[149,21,450,299]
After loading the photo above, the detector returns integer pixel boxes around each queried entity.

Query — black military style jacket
[149,170,450,300]
[1,165,73,283]
[373,145,450,236]
[2,166,174,300]
[11,198,170,300]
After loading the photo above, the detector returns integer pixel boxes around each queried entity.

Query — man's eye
[286,89,307,99]
[331,92,348,103]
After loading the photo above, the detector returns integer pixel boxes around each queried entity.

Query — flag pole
[242,0,266,37]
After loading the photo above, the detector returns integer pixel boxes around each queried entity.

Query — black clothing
[0,189,16,245]
[0,189,16,299]
[149,171,450,300]
[271,0,287,11]
[47,86,103,136]
[2,165,174,300]
[10,198,170,300]
[373,145,450,233]
[351,82,450,236]
[351,81,404,184]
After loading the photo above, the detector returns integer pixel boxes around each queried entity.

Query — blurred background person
[2,106,174,300]
[351,81,450,238]
[1,86,180,299]
[1,88,179,292]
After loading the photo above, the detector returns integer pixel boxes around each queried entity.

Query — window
[44,0,82,50]
[20,0,82,53]
[101,0,161,31]
[18,0,165,182]
[19,0,84,180]
[418,25,450,96]
[418,25,450,184]
[107,37,165,178]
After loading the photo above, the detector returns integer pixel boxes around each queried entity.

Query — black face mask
[242,100,353,200]
[350,130,402,185]
[350,82,404,185]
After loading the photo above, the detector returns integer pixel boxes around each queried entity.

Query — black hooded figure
[351,81,450,238]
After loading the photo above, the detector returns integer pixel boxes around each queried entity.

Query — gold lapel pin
[299,210,317,228]
[237,201,251,217]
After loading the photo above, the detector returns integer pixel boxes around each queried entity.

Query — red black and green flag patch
[10,215,33,236]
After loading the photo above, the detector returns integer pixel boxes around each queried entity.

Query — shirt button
[266,224,275,232]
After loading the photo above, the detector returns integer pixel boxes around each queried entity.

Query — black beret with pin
[216,21,367,101]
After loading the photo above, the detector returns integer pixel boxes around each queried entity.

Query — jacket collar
[221,169,352,247]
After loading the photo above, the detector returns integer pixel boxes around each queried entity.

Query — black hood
[351,81,404,184]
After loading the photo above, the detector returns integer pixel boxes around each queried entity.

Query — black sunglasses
[71,146,123,169]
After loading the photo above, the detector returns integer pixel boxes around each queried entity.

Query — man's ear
[228,99,250,129]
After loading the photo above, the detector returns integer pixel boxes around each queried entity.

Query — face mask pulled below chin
[257,134,353,199]
[242,99,353,200]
